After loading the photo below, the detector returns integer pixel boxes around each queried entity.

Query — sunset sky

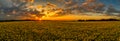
[34,0,120,10]
[0,0,120,20]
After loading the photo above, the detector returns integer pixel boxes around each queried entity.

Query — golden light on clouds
[24,2,118,21]
[41,14,116,20]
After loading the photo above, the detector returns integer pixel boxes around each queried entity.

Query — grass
[0,21,120,41]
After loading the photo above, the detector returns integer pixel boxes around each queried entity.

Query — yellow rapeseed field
[0,21,120,41]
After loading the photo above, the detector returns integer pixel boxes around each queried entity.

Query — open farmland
[0,21,120,41]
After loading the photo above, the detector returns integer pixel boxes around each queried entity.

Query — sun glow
[24,0,118,21]
[26,5,115,21]
[26,2,65,20]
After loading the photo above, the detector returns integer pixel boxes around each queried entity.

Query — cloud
[0,0,13,8]
[0,0,120,20]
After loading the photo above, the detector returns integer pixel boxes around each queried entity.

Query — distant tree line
[78,18,120,21]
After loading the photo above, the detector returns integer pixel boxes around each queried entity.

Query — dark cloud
[0,0,13,8]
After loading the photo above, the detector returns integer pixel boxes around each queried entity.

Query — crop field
[0,21,120,41]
